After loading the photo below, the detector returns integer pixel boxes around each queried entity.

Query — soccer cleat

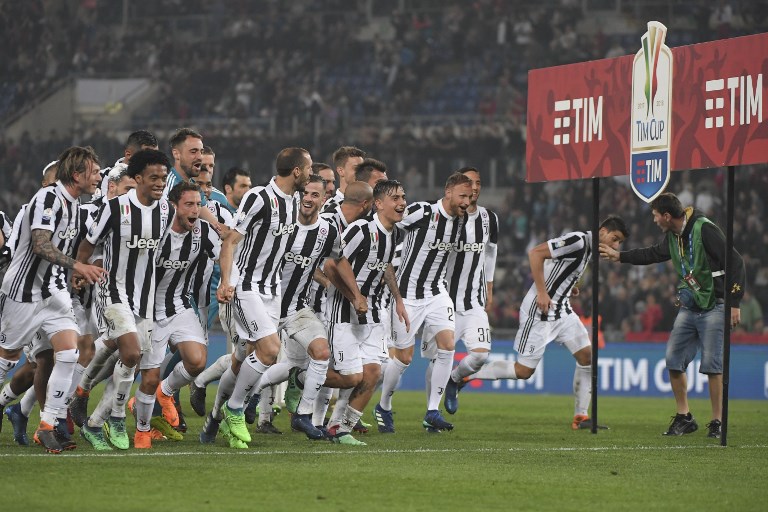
[175,406,187,433]
[706,419,722,439]
[34,422,63,454]
[423,410,454,431]
[156,387,179,427]
[150,416,184,441]
[227,435,249,449]
[571,416,609,430]
[663,413,699,436]
[80,421,113,451]
[444,377,462,415]
[69,387,90,428]
[291,413,325,440]
[255,420,283,435]
[353,419,369,434]
[5,404,30,445]
[199,412,221,444]
[65,409,75,435]
[244,394,259,424]
[150,428,167,441]
[221,402,252,443]
[373,404,395,434]
[134,429,152,449]
[331,432,367,446]
[285,367,304,414]
[189,382,207,417]
[54,419,77,451]
[103,416,130,450]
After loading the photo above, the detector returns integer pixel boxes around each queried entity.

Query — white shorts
[421,308,491,359]
[24,330,53,361]
[391,293,455,350]
[515,311,590,368]
[279,307,327,351]
[0,291,79,352]
[196,305,209,342]
[231,290,280,342]
[72,296,98,337]
[102,301,153,356]
[329,322,386,375]
[145,309,207,370]
[280,329,309,368]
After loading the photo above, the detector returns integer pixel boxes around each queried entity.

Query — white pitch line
[1,444,767,458]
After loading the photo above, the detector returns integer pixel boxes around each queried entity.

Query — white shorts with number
[515,311,589,369]
[391,293,455,350]
[329,322,386,375]
[421,307,491,359]
[0,291,78,352]
[231,289,280,342]
[279,307,327,366]
[72,295,98,337]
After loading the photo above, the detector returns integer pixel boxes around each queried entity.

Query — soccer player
[473,215,629,429]
[203,147,310,448]
[0,146,106,453]
[150,182,220,445]
[375,172,472,434]
[322,146,365,213]
[312,162,336,202]
[324,179,409,445]
[96,130,158,198]
[433,167,499,415]
[77,149,173,450]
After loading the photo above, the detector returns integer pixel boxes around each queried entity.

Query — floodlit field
[1,389,766,511]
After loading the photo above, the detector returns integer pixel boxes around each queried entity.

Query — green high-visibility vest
[668,216,716,310]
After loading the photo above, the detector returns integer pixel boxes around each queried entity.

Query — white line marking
[1,444,766,458]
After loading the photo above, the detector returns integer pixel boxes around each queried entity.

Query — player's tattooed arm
[384,264,402,301]
[31,229,76,268]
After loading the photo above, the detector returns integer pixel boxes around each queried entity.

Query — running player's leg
[444,309,491,414]
[558,315,593,429]
[134,317,167,448]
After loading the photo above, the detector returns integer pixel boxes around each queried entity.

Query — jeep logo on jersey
[272,223,296,237]
[428,240,455,251]
[57,227,78,240]
[455,242,485,253]
[126,235,160,250]
[366,260,388,272]
[157,257,190,270]
[284,251,312,269]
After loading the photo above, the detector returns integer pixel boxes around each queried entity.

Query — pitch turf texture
[1,390,766,511]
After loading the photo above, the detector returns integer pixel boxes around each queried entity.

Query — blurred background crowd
[1,0,766,341]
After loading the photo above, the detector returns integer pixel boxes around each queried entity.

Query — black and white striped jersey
[70,197,105,309]
[87,189,173,318]
[328,213,398,324]
[396,200,464,300]
[154,219,220,320]
[1,182,81,302]
[520,231,592,321]
[189,200,233,309]
[0,211,13,270]
[280,216,339,319]
[0,211,11,242]
[446,206,499,312]
[310,209,351,314]
[321,189,344,214]
[232,178,298,295]
[5,205,26,256]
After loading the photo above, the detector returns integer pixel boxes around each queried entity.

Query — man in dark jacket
[600,192,744,440]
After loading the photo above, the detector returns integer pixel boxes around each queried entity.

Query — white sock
[227,353,269,410]
[40,349,78,425]
[574,363,592,416]
[428,349,454,411]
[0,356,18,384]
[472,360,519,380]
[110,359,135,419]
[312,386,333,426]
[379,357,408,411]
[258,386,274,424]
[20,389,37,417]
[162,362,193,396]
[89,378,115,427]
[212,367,237,420]
[377,358,389,389]
[255,361,291,394]
[134,389,154,432]
[338,405,362,434]
[451,351,488,381]
[425,360,434,402]
[296,358,328,415]
[81,341,116,391]
[67,363,86,401]
[328,388,353,428]
[0,382,19,407]
[194,354,231,387]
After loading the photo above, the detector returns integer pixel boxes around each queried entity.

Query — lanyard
[677,230,694,277]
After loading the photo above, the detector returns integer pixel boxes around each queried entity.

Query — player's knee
[308,340,330,361]
[55,348,79,365]
[515,363,535,380]
[186,358,206,376]
[573,347,591,366]
[396,352,413,366]
[120,350,141,368]
[142,373,160,389]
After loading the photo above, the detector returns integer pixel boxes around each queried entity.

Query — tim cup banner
[526,28,768,183]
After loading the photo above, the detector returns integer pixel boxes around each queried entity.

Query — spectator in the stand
[738,290,764,333]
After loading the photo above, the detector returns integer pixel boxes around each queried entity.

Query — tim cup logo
[630,21,673,203]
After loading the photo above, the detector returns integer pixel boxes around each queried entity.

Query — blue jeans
[666,303,724,374]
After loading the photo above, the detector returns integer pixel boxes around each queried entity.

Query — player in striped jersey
[207,147,310,447]
[77,149,173,450]
[146,182,220,447]
[425,167,500,415]
[96,130,158,199]
[376,172,472,434]
[321,146,365,213]
[471,215,628,429]
[0,146,106,453]
[323,179,409,445]
[312,162,336,203]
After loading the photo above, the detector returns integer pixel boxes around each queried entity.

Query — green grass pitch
[1,389,766,511]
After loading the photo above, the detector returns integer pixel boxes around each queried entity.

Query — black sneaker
[189,383,207,417]
[255,420,283,435]
[663,413,699,436]
[33,422,63,453]
[244,394,259,425]
[706,419,722,439]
